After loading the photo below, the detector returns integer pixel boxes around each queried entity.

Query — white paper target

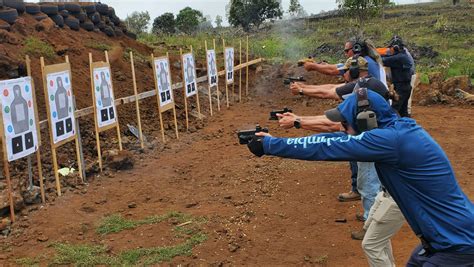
[225,47,234,85]
[154,58,173,107]
[206,49,218,87]
[182,53,197,97]
[93,66,117,128]
[46,70,76,144]
[0,77,39,162]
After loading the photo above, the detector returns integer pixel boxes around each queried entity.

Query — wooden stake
[204,40,213,116]
[105,51,123,151]
[190,46,202,120]
[180,48,189,130]
[89,53,103,172]
[223,39,229,108]
[40,57,62,196]
[0,113,15,222]
[246,36,249,96]
[130,52,144,149]
[213,39,221,111]
[239,39,242,102]
[26,55,45,203]
[65,56,84,183]
[169,53,179,139]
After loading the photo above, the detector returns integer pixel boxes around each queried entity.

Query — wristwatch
[294,118,302,129]
[298,88,304,96]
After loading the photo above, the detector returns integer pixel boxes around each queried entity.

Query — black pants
[393,82,412,117]
[350,161,358,193]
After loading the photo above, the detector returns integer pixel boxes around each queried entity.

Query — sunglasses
[344,47,353,53]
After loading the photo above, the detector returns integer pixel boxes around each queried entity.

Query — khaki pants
[362,192,405,267]
[407,74,418,115]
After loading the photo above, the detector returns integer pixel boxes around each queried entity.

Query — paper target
[0,77,39,162]
[182,53,197,97]
[93,66,117,128]
[206,49,218,87]
[225,48,234,84]
[46,70,76,144]
[154,58,173,107]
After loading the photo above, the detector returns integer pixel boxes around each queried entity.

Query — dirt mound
[415,74,473,105]
[0,3,256,216]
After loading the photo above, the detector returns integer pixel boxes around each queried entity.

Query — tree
[215,15,223,28]
[198,15,214,32]
[176,7,203,34]
[124,11,150,35]
[336,0,385,28]
[288,0,307,18]
[228,0,283,32]
[152,13,176,34]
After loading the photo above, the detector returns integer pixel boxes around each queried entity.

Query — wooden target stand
[40,56,84,196]
[129,51,144,149]
[204,39,221,114]
[150,53,179,143]
[222,40,235,108]
[246,36,249,97]
[0,56,46,222]
[88,51,123,172]
[180,47,202,131]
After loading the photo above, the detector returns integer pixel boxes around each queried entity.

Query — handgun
[269,107,293,120]
[283,76,306,85]
[237,125,269,145]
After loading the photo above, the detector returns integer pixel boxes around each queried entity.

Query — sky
[101,0,432,27]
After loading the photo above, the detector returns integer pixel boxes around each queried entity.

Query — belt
[418,235,437,255]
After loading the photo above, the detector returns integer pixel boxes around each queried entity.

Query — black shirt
[336,76,389,100]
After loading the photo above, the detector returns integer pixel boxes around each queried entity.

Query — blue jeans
[357,162,381,220]
[407,244,474,266]
[350,161,358,193]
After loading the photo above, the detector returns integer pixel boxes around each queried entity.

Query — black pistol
[269,107,293,120]
[237,125,269,144]
[284,76,306,85]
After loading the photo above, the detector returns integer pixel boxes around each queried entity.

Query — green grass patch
[96,211,197,235]
[51,243,116,266]
[14,257,40,267]
[123,47,149,64]
[22,37,55,60]
[46,211,208,266]
[85,41,112,51]
[49,233,207,266]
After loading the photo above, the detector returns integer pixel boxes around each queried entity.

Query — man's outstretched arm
[277,113,342,132]
[290,82,343,100]
[260,130,397,164]
[304,62,341,76]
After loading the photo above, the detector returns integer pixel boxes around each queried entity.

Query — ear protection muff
[349,55,360,80]
[390,36,403,53]
[352,41,363,54]
[356,87,378,132]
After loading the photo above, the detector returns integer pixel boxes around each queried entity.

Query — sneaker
[351,229,367,240]
[356,213,366,222]
[337,191,361,202]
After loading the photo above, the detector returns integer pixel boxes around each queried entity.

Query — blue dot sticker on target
[7,125,13,133]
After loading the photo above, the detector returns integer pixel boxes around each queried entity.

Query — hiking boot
[351,229,367,240]
[337,191,361,202]
[356,213,366,222]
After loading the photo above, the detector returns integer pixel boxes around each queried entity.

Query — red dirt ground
[0,63,473,266]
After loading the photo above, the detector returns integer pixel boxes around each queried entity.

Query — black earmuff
[390,36,403,53]
[356,87,378,132]
[349,55,360,80]
[352,42,362,54]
